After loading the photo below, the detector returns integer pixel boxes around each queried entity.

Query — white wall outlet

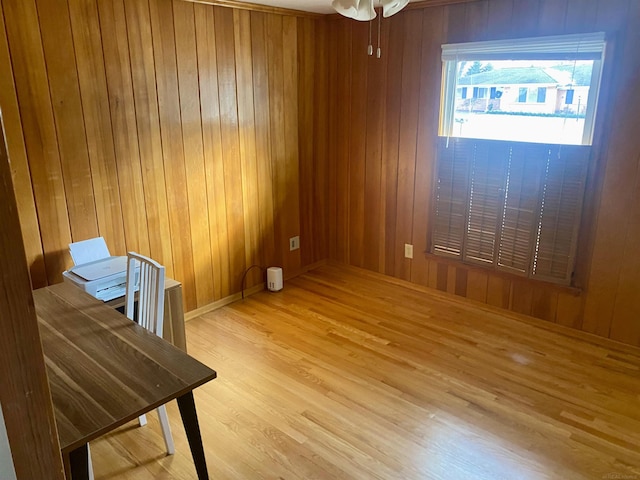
[404,243,414,259]
[289,236,300,251]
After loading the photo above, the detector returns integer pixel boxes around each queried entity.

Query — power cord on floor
[241,264,265,299]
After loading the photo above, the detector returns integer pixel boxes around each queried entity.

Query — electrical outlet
[289,236,300,251]
[404,243,413,259]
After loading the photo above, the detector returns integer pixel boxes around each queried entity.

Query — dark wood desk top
[34,283,216,453]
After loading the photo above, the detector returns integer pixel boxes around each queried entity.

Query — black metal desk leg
[177,391,209,479]
[68,443,90,480]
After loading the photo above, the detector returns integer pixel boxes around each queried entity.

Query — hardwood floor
[90,263,640,479]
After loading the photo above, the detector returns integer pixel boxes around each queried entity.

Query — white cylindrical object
[267,267,283,292]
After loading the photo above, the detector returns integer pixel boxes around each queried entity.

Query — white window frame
[439,32,606,146]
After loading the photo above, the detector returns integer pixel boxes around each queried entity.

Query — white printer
[62,237,138,302]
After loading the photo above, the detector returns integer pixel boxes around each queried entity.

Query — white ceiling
[234,0,419,15]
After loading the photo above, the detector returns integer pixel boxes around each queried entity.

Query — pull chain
[376,4,381,58]
[368,17,373,56]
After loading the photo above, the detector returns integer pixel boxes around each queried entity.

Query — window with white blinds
[431,137,589,284]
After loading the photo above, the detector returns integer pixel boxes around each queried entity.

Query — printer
[62,237,138,302]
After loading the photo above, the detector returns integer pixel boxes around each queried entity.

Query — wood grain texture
[325,0,640,347]
[174,0,215,306]
[124,0,175,275]
[0,112,65,479]
[2,0,72,284]
[36,0,99,244]
[0,4,46,286]
[89,263,640,479]
[34,282,216,452]
[3,0,639,345]
[98,0,152,257]
[68,0,127,259]
[1,0,318,312]
[149,0,198,308]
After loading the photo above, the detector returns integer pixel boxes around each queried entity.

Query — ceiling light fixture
[332,0,409,57]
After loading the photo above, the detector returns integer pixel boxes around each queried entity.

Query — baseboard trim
[184,259,328,320]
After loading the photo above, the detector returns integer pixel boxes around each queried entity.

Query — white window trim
[439,32,606,145]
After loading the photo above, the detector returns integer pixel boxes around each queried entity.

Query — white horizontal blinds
[497,144,547,274]
[532,146,590,282]
[441,32,606,61]
[432,138,472,257]
[463,141,509,265]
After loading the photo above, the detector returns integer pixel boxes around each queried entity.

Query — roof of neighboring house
[458,64,594,87]
[458,67,559,86]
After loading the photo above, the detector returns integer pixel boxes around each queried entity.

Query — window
[518,87,527,103]
[431,138,589,284]
[433,33,606,284]
[473,87,488,99]
[439,32,606,145]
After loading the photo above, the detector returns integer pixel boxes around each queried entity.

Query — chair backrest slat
[124,252,165,337]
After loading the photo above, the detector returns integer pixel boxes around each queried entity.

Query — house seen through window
[432,33,606,285]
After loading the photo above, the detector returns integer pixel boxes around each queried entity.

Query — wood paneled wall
[0,0,326,312]
[323,0,640,346]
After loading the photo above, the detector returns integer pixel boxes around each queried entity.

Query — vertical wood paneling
[149,0,197,309]
[216,6,246,294]
[266,14,286,269]
[487,275,511,309]
[381,14,404,276]
[512,0,541,37]
[282,16,302,274]
[411,7,445,288]
[326,0,640,347]
[67,0,127,258]
[250,11,277,270]
[327,19,339,262]
[582,0,633,337]
[486,0,515,39]
[511,281,533,315]
[347,21,368,268]
[0,4,46,286]
[123,0,174,274]
[564,0,598,32]
[4,0,640,347]
[195,3,229,300]
[464,0,489,40]
[36,0,99,244]
[537,0,568,35]
[2,0,314,310]
[98,0,151,256]
[312,18,330,263]
[3,0,72,284]
[466,270,488,303]
[298,17,315,268]
[394,10,424,281]
[174,1,215,306]
[556,292,583,329]
[234,9,262,286]
[362,15,389,273]
[605,3,640,346]
[532,287,558,322]
[334,20,351,264]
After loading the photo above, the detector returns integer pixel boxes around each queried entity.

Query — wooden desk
[34,283,217,479]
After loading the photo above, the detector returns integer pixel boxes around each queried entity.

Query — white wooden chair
[86,253,175,479]
[124,252,175,456]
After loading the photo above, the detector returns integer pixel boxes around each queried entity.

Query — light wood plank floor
[91,263,640,479]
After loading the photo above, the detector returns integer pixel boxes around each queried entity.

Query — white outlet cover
[404,243,414,259]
